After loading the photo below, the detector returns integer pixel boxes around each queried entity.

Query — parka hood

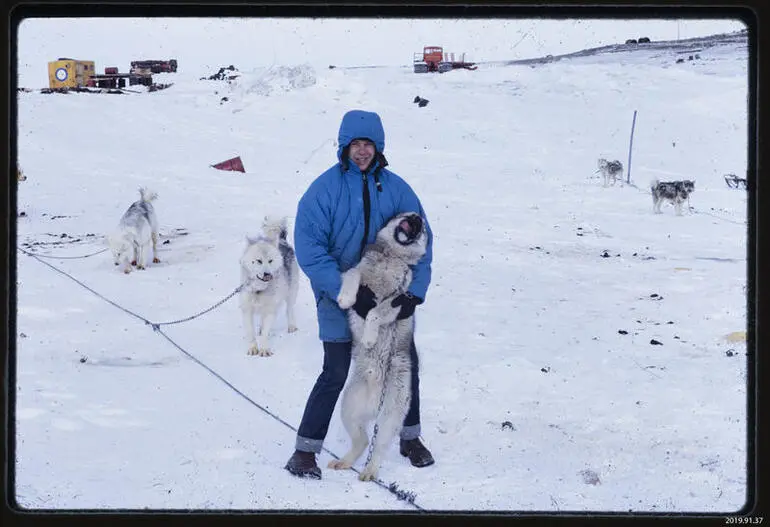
[336,110,385,162]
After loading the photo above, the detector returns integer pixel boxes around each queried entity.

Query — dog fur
[327,212,428,481]
[239,216,299,357]
[651,178,695,215]
[597,158,624,187]
[108,187,160,273]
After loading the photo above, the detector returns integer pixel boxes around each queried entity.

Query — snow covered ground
[13,26,750,513]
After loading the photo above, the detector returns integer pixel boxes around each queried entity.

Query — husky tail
[138,187,159,202]
[650,179,661,206]
[262,215,289,241]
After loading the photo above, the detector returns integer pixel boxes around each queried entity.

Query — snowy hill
[14,27,749,514]
[492,28,748,67]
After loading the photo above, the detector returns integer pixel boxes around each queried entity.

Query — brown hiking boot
[400,438,435,468]
[284,450,322,479]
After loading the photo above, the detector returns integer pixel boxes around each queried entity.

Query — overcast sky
[16,17,746,87]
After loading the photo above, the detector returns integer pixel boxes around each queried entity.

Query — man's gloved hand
[391,292,424,320]
[352,284,377,318]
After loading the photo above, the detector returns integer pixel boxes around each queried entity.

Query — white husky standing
[239,216,299,357]
[327,212,428,481]
[108,187,160,274]
[597,158,624,187]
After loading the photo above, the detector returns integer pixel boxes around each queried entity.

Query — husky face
[606,161,623,175]
[109,233,134,269]
[377,212,427,265]
[240,237,284,290]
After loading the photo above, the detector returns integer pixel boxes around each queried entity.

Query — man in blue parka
[284,110,435,479]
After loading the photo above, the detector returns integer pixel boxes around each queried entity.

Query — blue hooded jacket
[294,110,433,342]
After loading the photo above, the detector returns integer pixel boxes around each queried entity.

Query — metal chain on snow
[18,246,252,330]
[148,279,252,330]
[18,247,152,324]
[625,184,745,224]
[19,247,109,259]
[688,205,746,225]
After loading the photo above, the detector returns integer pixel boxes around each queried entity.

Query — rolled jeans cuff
[400,423,421,440]
[295,436,324,454]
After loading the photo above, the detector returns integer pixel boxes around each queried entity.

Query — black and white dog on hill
[651,179,695,215]
[597,158,624,187]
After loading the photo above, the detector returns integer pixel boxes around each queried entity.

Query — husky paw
[137,265,146,270]
[328,459,352,470]
[337,291,357,309]
[248,343,273,357]
[152,257,161,264]
[123,268,132,274]
[358,466,378,481]
[287,325,298,333]
[131,260,137,266]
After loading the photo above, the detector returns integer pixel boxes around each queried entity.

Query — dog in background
[328,212,428,481]
[597,158,624,187]
[108,187,160,273]
[651,179,695,215]
[239,216,299,357]
[17,166,27,182]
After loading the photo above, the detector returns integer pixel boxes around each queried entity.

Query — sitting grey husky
[328,212,428,481]
[239,216,299,357]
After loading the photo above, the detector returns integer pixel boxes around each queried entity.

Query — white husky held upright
[328,212,427,481]
[239,216,299,357]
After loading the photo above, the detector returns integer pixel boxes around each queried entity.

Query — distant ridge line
[487,29,748,67]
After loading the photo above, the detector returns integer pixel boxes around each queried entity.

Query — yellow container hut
[47,58,95,89]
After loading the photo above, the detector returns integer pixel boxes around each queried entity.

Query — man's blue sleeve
[399,184,433,301]
[294,186,343,300]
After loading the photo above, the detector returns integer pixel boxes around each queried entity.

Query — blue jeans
[295,340,422,453]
